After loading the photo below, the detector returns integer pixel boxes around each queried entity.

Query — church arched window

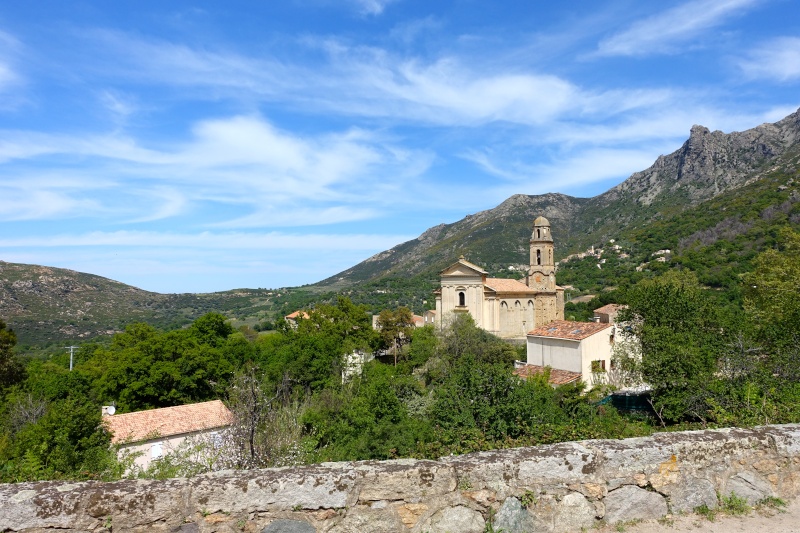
[458,291,466,306]
[536,249,541,265]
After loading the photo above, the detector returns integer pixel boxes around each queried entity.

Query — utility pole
[66,345,79,371]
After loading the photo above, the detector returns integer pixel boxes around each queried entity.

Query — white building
[525,320,615,387]
[103,400,232,471]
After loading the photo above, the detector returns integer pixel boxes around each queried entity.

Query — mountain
[316,108,800,289]
[0,262,285,348]
[3,108,799,348]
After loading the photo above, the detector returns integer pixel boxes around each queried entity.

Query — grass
[720,492,751,516]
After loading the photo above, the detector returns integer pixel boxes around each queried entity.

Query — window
[151,442,163,459]
[591,360,606,373]
[536,249,541,265]
[458,291,466,306]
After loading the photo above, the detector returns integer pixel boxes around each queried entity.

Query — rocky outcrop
[597,108,800,208]
[3,425,800,532]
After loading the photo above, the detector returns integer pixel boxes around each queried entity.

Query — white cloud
[738,36,800,82]
[594,0,760,57]
[464,146,667,194]
[0,115,433,226]
[75,31,649,127]
[0,30,22,91]
[350,0,397,16]
[0,230,413,251]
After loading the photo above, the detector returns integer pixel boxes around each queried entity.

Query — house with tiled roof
[434,216,564,339]
[423,309,436,326]
[593,303,626,324]
[103,400,233,471]
[524,320,615,387]
[284,310,310,329]
[513,361,582,386]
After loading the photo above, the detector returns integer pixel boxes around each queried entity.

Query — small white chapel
[434,216,565,340]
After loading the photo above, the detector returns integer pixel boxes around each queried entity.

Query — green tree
[0,319,25,393]
[743,226,800,344]
[622,271,722,423]
[376,307,415,366]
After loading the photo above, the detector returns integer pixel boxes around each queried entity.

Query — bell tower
[528,216,556,292]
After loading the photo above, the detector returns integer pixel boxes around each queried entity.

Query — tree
[621,270,722,423]
[0,319,25,393]
[376,307,415,366]
[229,366,306,469]
[743,227,800,328]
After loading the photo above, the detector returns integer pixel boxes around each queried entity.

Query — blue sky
[1,0,798,293]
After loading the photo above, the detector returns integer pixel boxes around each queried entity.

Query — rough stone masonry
[2,424,800,533]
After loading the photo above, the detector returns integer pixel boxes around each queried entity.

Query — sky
[0,0,799,293]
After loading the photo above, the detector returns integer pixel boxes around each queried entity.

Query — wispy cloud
[738,36,800,82]
[0,115,433,226]
[350,0,397,16]
[84,30,691,129]
[594,0,760,57]
[0,230,414,251]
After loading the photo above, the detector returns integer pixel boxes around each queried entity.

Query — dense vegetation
[1,226,799,483]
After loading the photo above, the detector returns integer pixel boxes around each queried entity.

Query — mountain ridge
[3,107,800,347]
[316,107,800,288]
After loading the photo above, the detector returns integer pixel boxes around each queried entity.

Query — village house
[103,400,233,471]
[524,320,615,387]
[593,303,625,324]
[284,311,310,329]
[435,216,565,340]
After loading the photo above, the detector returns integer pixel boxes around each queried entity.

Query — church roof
[440,256,488,275]
[104,400,233,444]
[527,320,612,340]
[484,277,538,294]
[514,364,581,385]
[533,216,550,226]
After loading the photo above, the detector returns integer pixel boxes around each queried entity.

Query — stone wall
[3,424,800,533]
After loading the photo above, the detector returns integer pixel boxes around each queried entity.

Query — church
[434,216,564,340]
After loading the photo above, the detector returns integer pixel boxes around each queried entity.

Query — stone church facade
[434,216,564,339]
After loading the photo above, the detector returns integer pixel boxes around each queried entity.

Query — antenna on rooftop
[65,345,78,371]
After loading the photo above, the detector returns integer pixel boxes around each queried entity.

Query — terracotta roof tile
[594,304,625,315]
[514,364,581,386]
[104,400,233,444]
[285,311,310,320]
[484,278,537,294]
[527,320,612,340]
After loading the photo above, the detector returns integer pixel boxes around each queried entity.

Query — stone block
[725,471,773,505]
[663,477,718,513]
[261,519,316,532]
[418,505,485,533]
[604,485,668,524]
[493,497,535,533]
[327,505,404,533]
[190,466,358,513]
[355,459,455,501]
[553,492,595,533]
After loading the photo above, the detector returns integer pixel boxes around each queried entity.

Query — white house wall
[526,338,582,373]
[526,328,614,386]
[578,329,614,384]
[117,429,223,472]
